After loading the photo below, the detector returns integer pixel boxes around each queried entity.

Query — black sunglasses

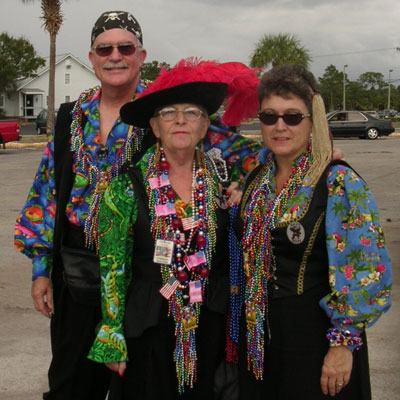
[258,112,311,126]
[92,43,138,57]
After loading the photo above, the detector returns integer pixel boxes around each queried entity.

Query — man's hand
[320,346,353,397]
[31,277,53,318]
[332,148,344,161]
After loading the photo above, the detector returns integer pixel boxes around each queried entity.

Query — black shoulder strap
[124,163,149,207]
[53,101,87,264]
[54,102,75,198]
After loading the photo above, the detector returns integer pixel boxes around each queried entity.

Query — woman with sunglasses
[88,59,259,399]
[228,65,392,399]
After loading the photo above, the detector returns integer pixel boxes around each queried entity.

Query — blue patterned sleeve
[320,165,392,345]
[204,117,263,181]
[14,138,57,280]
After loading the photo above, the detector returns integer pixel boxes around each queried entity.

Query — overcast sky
[2,0,400,83]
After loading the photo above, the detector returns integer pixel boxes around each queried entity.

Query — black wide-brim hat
[120,81,228,128]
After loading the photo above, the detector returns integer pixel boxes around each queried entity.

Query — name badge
[153,239,174,264]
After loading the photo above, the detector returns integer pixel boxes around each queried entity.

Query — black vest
[236,162,350,301]
[271,169,330,299]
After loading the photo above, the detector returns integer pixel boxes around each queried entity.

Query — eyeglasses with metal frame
[157,106,204,122]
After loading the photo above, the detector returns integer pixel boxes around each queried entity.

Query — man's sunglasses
[92,43,138,57]
[258,112,311,126]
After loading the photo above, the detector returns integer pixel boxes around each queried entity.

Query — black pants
[109,308,228,400]
[43,275,110,400]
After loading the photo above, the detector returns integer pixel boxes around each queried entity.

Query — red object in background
[0,120,20,148]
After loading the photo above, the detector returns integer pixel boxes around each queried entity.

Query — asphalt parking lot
[0,136,399,399]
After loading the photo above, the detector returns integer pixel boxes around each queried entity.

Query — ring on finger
[336,382,344,387]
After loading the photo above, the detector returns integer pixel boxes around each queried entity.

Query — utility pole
[343,65,348,111]
[388,69,393,110]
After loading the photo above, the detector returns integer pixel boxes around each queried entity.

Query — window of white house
[0,94,4,108]
[65,95,70,102]
[65,73,71,84]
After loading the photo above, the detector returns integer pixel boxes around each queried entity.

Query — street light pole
[388,69,393,110]
[343,64,348,111]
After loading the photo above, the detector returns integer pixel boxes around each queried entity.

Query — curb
[5,141,47,149]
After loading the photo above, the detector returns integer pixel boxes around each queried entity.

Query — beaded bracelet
[326,328,363,351]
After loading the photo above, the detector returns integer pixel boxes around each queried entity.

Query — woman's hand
[218,182,242,207]
[320,346,353,396]
[106,361,127,377]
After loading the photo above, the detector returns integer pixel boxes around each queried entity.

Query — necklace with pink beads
[144,144,218,393]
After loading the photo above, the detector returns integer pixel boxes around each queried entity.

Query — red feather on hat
[140,58,260,126]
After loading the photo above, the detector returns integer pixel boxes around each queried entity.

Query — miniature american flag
[155,203,176,217]
[187,251,206,268]
[181,217,199,231]
[159,276,179,299]
[149,176,170,189]
[189,280,203,303]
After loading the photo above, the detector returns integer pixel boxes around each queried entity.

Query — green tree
[390,84,400,111]
[358,72,385,90]
[318,65,344,111]
[23,0,64,135]
[140,60,171,81]
[0,32,45,96]
[346,81,366,110]
[358,72,387,110]
[250,33,311,71]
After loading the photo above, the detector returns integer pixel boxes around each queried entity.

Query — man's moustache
[103,62,129,70]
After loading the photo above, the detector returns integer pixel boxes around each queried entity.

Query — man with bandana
[14,10,261,400]
[14,11,148,400]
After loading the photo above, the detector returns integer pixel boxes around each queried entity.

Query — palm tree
[250,33,311,71]
[22,0,63,136]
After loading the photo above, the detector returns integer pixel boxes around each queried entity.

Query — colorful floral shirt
[14,93,262,280]
[278,162,392,337]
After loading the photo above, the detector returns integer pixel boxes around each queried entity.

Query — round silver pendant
[286,221,305,244]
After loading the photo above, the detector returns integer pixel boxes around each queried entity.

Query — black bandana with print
[91,11,143,46]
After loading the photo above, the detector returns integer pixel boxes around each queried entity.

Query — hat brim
[120,82,228,128]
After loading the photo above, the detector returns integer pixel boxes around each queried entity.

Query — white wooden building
[0,53,99,119]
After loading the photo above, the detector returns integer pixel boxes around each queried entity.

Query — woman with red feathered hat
[87,58,260,399]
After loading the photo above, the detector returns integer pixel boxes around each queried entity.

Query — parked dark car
[327,110,394,140]
[36,109,58,134]
[378,109,397,118]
